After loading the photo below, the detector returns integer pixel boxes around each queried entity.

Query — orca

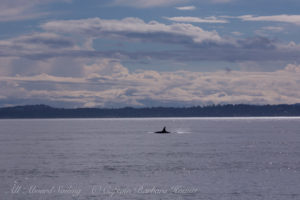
[155,126,170,134]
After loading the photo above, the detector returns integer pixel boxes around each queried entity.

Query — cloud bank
[238,15,300,25]
[0,17,299,64]
[113,0,187,8]
[41,17,223,44]
[113,0,232,8]
[175,6,196,10]
[1,60,300,108]
[166,16,228,23]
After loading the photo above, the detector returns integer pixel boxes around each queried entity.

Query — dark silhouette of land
[1,104,300,118]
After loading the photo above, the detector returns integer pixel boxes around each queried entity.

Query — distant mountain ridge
[1,104,300,118]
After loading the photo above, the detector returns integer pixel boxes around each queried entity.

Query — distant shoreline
[1,104,300,119]
[1,116,300,120]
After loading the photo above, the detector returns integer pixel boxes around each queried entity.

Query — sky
[1,0,300,108]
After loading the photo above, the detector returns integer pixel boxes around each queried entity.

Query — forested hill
[1,104,300,118]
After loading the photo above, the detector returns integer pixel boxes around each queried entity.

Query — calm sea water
[0,117,300,200]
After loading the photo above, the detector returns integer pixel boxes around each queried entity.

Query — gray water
[0,117,300,200]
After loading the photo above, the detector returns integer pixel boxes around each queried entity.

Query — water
[0,117,300,200]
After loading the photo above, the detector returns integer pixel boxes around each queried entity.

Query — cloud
[112,0,233,7]
[231,31,243,36]
[261,26,284,32]
[83,59,129,78]
[255,26,284,36]
[238,15,300,25]
[118,36,300,63]
[175,5,196,10]
[165,16,228,23]
[0,32,77,58]
[1,60,300,107]
[112,0,187,8]
[211,0,232,3]
[282,63,300,73]
[2,30,300,65]
[0,0,70,22]
[2,24,300,65]
[41,17,300,63]
[1,17,300,67]
[42,17,223,44]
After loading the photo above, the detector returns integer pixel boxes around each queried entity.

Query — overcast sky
[1,0,300,107]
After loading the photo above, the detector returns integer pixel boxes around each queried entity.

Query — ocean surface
[0,117,300,200]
